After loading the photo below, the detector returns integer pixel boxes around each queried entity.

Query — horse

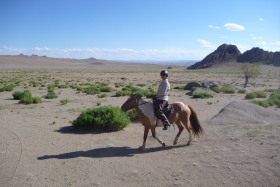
[121,94,204,150]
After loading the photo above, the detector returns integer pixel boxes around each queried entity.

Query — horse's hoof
[173,141,177,145]
[138,146,145,150]
[162,143,166,147]
[186,142,191,146]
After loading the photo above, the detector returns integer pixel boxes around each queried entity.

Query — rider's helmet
[160,70,168,77]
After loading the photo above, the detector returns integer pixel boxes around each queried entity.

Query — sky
[0,0,279,61]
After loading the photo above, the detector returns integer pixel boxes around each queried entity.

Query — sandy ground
[0,56,280,187]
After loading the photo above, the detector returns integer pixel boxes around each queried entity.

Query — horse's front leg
[151,126,166,147]
[139,127,150,150]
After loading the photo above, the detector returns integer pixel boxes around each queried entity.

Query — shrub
[13,90,41,104]
[100,86,114,92]
[114,83,125,88]
[98,94,108,98]
[211,86,222,93]
[193,92,213,99]
[221,86,235,94]
[245,91,267,99]
[245,92,257,99]
[13,91,23,100]
[60,99,69,105]
[116,90,131,96]
[249,92,280,108]
[126,109,139,121]
[72,106,130,131]
[32,97,42,104]
[137,84,146,87]
[238,89,246,94]
[250,100,270,108]
[45,90,58,99]
[254,91,267,98]
[83,87,100,95]
[0,84,15,92]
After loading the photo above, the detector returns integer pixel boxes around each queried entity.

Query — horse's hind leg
[181,116,192,146]
[151,126,166,147]
[139,127,150,150]
[173,121,184,145]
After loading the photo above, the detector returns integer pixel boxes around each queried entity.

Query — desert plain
[0,55,280,187]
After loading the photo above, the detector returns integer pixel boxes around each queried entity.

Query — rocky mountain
[188,44,280,69]
[237,48,280,66]
[187,44,241,69]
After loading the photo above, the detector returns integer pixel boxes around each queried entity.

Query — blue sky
[0,0,279,60]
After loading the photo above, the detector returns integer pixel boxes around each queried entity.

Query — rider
[153,70,171,130]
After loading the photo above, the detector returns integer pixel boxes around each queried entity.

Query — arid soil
[0,56,280,187]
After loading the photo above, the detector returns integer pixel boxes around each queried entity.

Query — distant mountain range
[187,44,280,69]
[114,60,198,66]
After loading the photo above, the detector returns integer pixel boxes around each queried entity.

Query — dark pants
[153,100,170,127]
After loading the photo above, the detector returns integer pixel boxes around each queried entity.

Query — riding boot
[162,119,171,130]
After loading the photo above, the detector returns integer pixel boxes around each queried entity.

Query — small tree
[240,63,261,88]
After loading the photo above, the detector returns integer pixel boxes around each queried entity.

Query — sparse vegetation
[245,91,267,99]
[250,92,280,108]
[193,92,214,99]
[0,84,15,92]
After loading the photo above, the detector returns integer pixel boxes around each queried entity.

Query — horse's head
[121,94,142,112]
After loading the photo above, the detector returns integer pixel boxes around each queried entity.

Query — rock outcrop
[187,44,241,69]
[237,47,274,64]
[188,44,280,69]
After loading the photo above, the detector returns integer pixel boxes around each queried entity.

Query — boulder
[187,88,217,96]
[205,101,280,125]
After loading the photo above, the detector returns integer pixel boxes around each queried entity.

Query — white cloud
[197,39,216,48]
[259,18,264,21]
[224,23,245,31]
[209,25,221,29]
[250,34,262,40]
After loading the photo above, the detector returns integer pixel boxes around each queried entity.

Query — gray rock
[205,101,280,125]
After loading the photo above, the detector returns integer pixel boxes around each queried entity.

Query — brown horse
[121,94,204,150]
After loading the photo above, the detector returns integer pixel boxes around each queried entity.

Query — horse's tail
[188,105,204,137]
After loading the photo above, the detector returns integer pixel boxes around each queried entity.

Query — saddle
[162,102,173,118]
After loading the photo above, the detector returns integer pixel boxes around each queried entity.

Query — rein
[135,98,152,108]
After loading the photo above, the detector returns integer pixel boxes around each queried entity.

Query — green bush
[116,90,132,96]
[100,86,114,92]
[0,84,15,92]
[238,89,246,94]
[72,106,130,131]
[254,91,267,98]
[250,92,280,108]
[245,92,257,99]
[245,91,267,99]
[13,91,24,100]
[98,94,108,98]
[45,90,58,99]
[193,92,213,99]
[83,87,100,95]
[12,90,41,104]
[221,86,235,94]
[211,87,222,93]
[32,97,42,104]
[60,99,69,105]
[126,109,139,121]
[250,100,270,108]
